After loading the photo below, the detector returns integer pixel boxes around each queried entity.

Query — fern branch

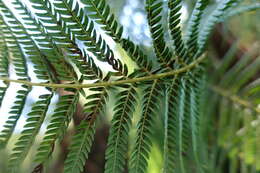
[129,80,163,173]
[0,15,32,148]
[81,0,154,73]
[0,55,206,89]
[197,0,237,56]
[146,0,174,67]
[23,0,103,78]
[81,0,124,42]
[8,93,53,172]
[188,69,205,172]
[35,90,79,164]
[185,0,208,58]
[0,25,10,108]
[221,3,260,22]
[105,84,138,173]
[163,77,185,173]
[168,0,187,59]
[64,85,108,173]
[0,1,59,83]
[50,0,126,73]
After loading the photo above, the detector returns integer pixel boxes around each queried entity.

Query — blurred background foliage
[0,0,259,173]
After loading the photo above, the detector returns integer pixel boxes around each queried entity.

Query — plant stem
[0,56,206,89]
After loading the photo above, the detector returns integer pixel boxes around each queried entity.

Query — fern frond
[168,0,187,59]
[64,120,96,173]
[64,83,109,173]
[17,0,103,80]
[163,77,185,173]
[146,0,174,66]
[0,84,31,148]
[219,53,258,90]
[188,68,206,171]
[0,15,32,148]
[81,0,124,42]
[8,93,53,172]
[0,1,59,83]
[232,57,260,92]
[35,89,79,164]
[121,39,153,72]
[49,0,127,73]
[185,0,208,57]
[221,3,260,22]
[0,26,10,108]
[11,0,76,81]
[28,0,126,74]
[105,82,138,173]
[129,80,163,173]
[197,0,237,56]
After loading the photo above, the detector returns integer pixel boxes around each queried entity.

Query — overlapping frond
[129,80,163,173]
[222,3,260,22]
[121,39,154,72]
[64,85,108,173]
[185,0,208,58]
[35,89,79,163]
[0,22,10,108]
[8,93,53,172]
[163,77,185,173]
[81,0,124,42]
[104,81,138,173]
[64,71,110,173]
[197,0,238,56]
[146,0,173,66]
[16,0,103,80]
[0,17,32,148]
[168,0,187,59]
[50,0,126,73]
[206,46,260,171]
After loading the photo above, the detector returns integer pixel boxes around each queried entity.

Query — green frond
[17,0,103,80]
[105,83,138,173]
[129,80,163,173]
[81,0,124,42]
[219,53,258,91]
[64,120,96,173]
[146,0,174,66]
[222,3,260,22]
[64,83,109,173]
[49,0,127,73]
[0,85,31,148]
[121,39,154,72]
[185,0,208,57]
[163,77,184,173]
[0,1,59,83]
[0,27,10,108]
[35,89,79,164]
[197,0,237,56]
[8,93,53,173]
[208,45,260,171]
[181,78,192,155]
[14,5,76,82]
[188,68,206,172]
[0,17,32,148]
[232,57,260,92]
[168,0,187,59]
